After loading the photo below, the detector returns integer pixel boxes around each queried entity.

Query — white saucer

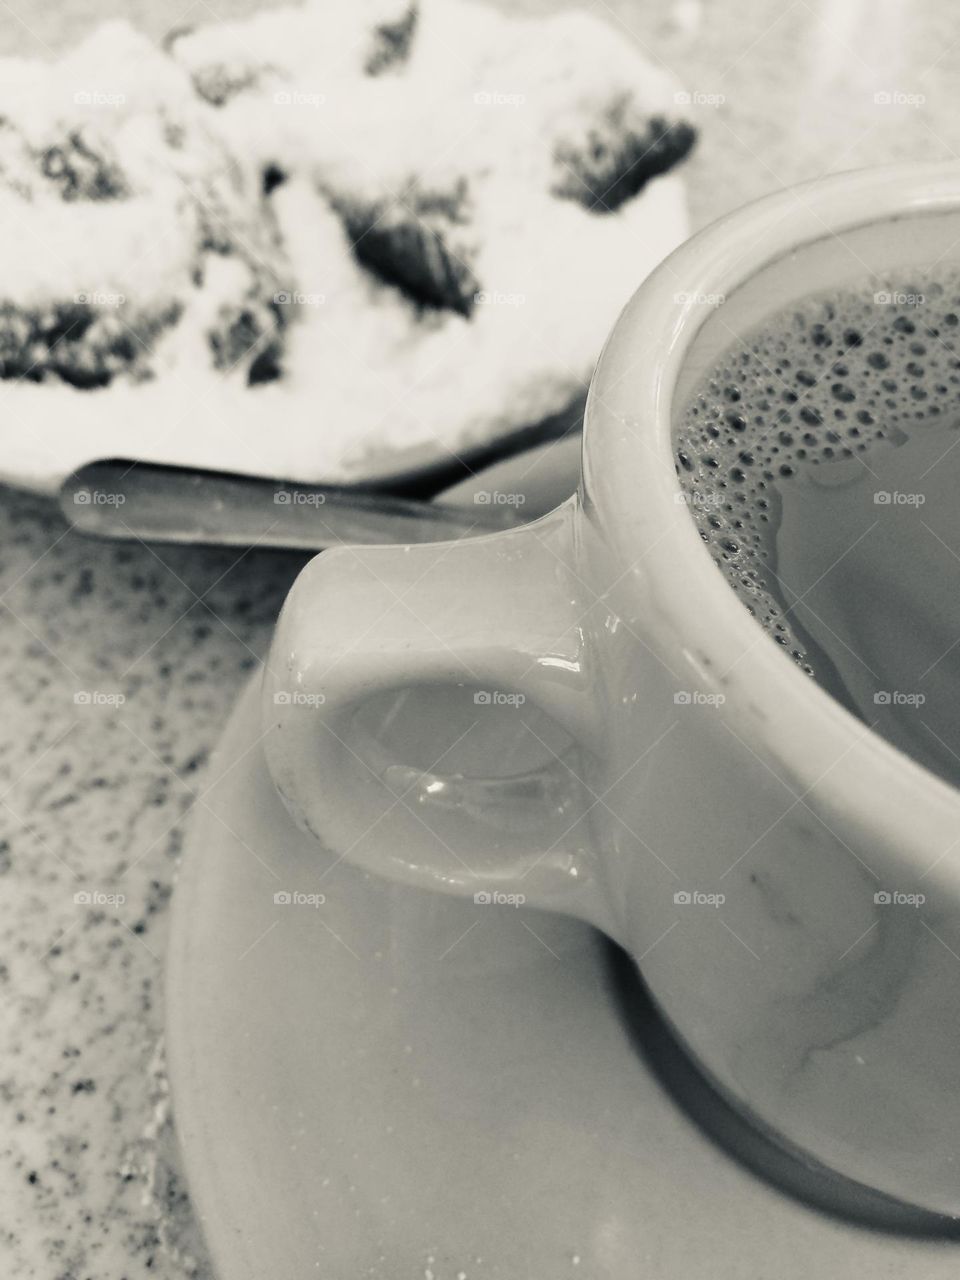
[167,670,960,1278]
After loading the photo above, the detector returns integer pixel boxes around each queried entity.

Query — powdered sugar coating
[0,1,694,487]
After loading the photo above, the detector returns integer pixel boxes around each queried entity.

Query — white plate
[0,369,585,497]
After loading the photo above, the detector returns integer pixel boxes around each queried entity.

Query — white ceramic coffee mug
[263,162,960,1217]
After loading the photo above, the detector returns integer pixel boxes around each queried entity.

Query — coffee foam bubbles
[674,276,960,674]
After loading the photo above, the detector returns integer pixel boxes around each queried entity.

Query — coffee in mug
[675,272,960,786]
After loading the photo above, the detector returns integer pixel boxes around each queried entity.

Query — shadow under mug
[263,161,960,1219]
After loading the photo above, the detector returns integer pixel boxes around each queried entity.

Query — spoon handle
[59,459,521,549]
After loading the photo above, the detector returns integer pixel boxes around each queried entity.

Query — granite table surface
[2,0,960,1275]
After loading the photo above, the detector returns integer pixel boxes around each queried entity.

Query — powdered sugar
[0,2,693,490]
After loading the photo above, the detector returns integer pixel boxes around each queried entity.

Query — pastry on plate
[0,0,695,490]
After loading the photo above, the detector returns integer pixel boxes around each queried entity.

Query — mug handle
[262,497,613,926]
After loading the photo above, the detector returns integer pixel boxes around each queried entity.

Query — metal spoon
[58,441,579,550]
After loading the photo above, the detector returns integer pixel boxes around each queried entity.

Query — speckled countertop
[0,506,304,1277]
[3,0,960,1276]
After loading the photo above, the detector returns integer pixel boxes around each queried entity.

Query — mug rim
[584,160,960,879]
